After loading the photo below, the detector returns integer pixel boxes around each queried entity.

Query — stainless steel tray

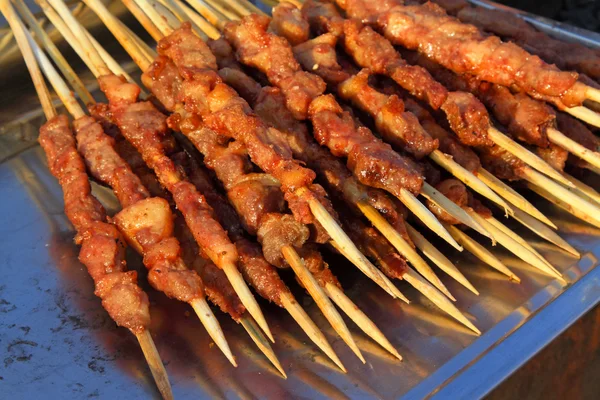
[1,3,600,400]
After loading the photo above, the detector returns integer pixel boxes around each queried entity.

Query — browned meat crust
[39,115,150,334]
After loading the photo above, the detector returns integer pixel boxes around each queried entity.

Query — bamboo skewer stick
[279,291,347,372]
[46,0,274,343]
[136,330,174,400]
[329,240,479,334]
[324,283,402,360]
[563,106,600,129]
[282,245,365,363]
[467,211,563,280]
[485,216,563,278]
[421,182,492,241]
[477,168,556,228]
[356,201,456,299]
[188,0,230,28]
[403,268,481,335]
[400,188,464,251]
[406,224,479,296]
[547,128,600,172]
[3,0,54,116]
[23,18,240,368]
[12,0,93,105]
[445,223,521,282]
[239,316,285,377]
[586,86,600,104]
[122,0,163,41]
[212,0,252,16]
[510,208,580,258]
[561,172,600,206]
[486,127,575,188]
[175,0,221,39]
[430,149,512,214]
[521,167,600,228]
[0,2,173,397]
[527,183,600,230]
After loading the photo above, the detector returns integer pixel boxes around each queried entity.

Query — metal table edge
[402,264,600,400]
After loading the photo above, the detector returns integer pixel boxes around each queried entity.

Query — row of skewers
[3,0,600,397]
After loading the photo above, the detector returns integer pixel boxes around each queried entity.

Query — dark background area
[499,0,600,31]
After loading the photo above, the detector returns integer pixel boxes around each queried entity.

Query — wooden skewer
[548,128,600,172]
[445,223,521,282]
[487,127,575,188]
[46,0,111,75]
[191,298,238,367]
[115,21,157,63]
[584,85,600,106]
[187,0,230,28]
[585,162,600,176]
[484,216,563,279]
[217,0,266,16]
[327,240,409,304]
[324,283,402,360]
[521,167,600,228]
[122,0,163,41]
[279,291,346,372]
[467,211,563,279]
[281,245,368,363]
[430,150,512,214]
[24,18,240,368]
[282,245,365,363]
[213,0,251,16]
[561,172,600,206]
[399,188,463,251]
[221,262,274,342]
[0,2,173,397]
[239,316,286,377]
[83,0,152,71]
[477,167,556,228]
[527,182,600,230]
[510,208,580,258]
[563,106,600,129]
[403,268,481,335]
[406,224,479,296]
[132,0,174,35]
[204,0,241,21]
[175,0,221,39]
[136,330,175,400]
[2,1,54,117]
[282,0,303,8]
[421,182,493,241]
[12,0,94,105]
[155,0,205,38]
[303,192,404,299]
[329,238,479,334]
[51,0,274,343]
[356,201,455,300]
